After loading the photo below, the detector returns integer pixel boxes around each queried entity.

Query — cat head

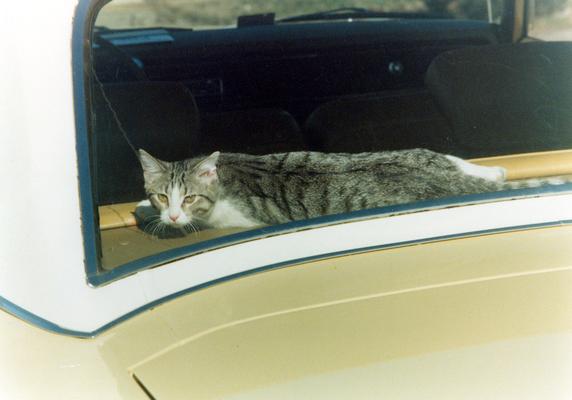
[138,149,220,228]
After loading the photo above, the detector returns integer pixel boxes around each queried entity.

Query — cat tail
[500,176,572,190]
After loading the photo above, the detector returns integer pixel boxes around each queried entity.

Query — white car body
[1,1,572,398]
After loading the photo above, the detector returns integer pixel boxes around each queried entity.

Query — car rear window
[83,0,572,285]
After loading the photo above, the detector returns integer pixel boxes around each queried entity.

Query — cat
[135,147,557,236]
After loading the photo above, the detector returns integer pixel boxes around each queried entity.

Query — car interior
[89,1,572,272]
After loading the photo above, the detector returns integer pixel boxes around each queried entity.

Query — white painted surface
[1,0,572,333]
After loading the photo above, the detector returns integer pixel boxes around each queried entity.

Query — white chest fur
[207,199,261,229]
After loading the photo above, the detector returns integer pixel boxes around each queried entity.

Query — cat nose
[169,214,179,222]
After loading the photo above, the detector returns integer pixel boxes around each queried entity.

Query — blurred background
[96,0,572,40]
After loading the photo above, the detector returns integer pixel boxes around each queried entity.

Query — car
[1,0,572,398]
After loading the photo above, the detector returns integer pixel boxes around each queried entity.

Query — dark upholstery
[199,108,306,155]
[426,42,572,158]
[94,82,305,204]
[304,90,453,153]
[93,82,200,205]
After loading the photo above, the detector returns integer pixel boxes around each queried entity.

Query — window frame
[78,0,571,287]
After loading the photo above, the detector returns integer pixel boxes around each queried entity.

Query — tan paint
[134,271,572,399]
[126,227,572,399]
[98,150,572,231]
[0,310,147,399]
[2,226,572,398]
[100,225,247,270]
[99,202,140,230]
[471,149,572,180]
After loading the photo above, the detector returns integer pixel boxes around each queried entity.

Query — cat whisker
[141,221,156,235]
[143,218,165,239]
[145,224,158,238]
[145,221,161,233]
[183,222,200,238]
[156,224,168,239]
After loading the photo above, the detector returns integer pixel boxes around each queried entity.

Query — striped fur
[137,148,562,232]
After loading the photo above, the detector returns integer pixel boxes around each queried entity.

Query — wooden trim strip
[471,149,572,181]
[99,202,139,230]
[98,150,572,231]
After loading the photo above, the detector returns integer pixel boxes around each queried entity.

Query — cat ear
[138,149,167,183]
[195,151,220,184]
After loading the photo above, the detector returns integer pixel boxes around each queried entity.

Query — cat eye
[156,194,169,203]
[184,195,197,204]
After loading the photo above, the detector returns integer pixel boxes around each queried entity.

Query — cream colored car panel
[5,226,572,399]
[133,271,572,399]
[125,226,572,399]
[206,333,572,400]
[0,310,146,400]
[2,220,572,399]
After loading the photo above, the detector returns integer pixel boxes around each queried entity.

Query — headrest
[199,108,305,154]
[426,42,572,157]
[304,90,453,153]
[93,81,200,204]
[94,81,200,160]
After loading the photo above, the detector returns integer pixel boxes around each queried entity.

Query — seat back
[92,81,200,204]
[199,108,306,155]
[304,89,453,153]
[425,42,572,157]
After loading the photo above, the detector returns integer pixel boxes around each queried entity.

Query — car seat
[199,107,307,155]
[304,88,454,153]
[425,42,572,158]
[92,81,200,205]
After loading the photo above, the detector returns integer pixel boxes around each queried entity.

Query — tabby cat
[136,148,549,235]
